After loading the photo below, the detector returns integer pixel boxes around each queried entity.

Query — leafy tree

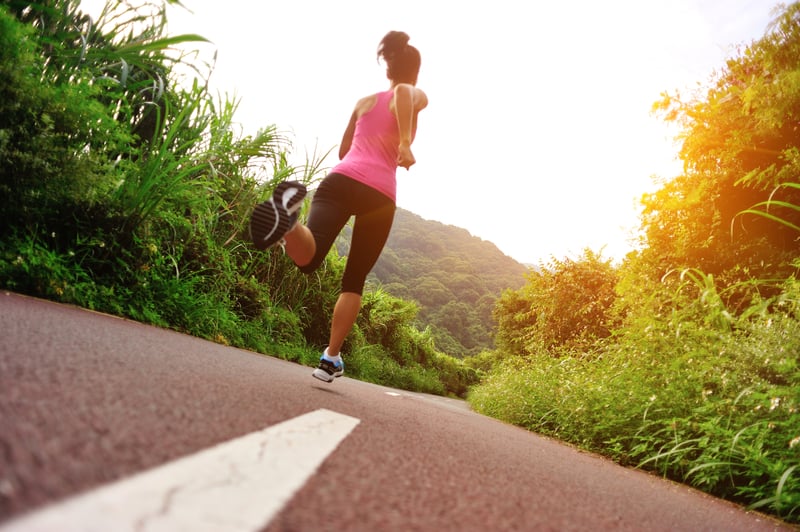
[431,301,473,348]
[641,3,800,285]
[411,276,454,307]
[427,326,466,358]
[494,249,619,356]
[0,2,124,237]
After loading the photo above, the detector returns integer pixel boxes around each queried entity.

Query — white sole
[312,368,335,382]
[282,187,302,214]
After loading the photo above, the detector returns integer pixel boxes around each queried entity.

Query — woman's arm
[393,84,427,169]
[394,83,415,147]
[339,95,381,159]
[338,111,358,160]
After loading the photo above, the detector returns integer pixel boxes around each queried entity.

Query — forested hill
[339,208,529,357]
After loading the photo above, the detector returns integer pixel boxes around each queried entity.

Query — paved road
[0,291,792,531]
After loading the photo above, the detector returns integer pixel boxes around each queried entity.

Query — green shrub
[470,269,800,522]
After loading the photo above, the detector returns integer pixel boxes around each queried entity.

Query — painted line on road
[1,409,360,532]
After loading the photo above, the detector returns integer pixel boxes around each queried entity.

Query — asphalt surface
[0,291,793,531]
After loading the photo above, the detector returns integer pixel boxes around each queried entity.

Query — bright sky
[82,0,780,265]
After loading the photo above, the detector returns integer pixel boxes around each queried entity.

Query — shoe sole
[249,182,307,250]
[274,181,307,214]
[312,368,335,382]
[311,367,344,382]
[250,201,292,250]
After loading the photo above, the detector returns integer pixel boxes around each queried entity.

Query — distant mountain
[339,208,528,357]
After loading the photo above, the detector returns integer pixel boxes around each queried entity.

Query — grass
[468,268,800,523]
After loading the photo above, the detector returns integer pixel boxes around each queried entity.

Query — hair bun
[376,30,421,84]
[378,31,410,61]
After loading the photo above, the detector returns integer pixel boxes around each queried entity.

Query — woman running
[250,30,428,382]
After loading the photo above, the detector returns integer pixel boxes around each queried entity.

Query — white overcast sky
[82,0,782,264]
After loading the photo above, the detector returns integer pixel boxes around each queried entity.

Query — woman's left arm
[394,84,427,169]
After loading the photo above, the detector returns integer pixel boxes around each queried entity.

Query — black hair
[377,31,421,85]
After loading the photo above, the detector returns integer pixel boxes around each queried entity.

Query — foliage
[470,268,800,521]
[639,2,800,284]
[343,288,480,397]
[356,209,528,357]
[0,0,474,399]
[0,2,125,234]
[469,3,800,524]
[493,249,619,357]
[736,181,800,234]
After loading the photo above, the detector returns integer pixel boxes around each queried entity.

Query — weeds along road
[0,291,791,532]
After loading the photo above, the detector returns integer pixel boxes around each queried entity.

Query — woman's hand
[398,143,416,169]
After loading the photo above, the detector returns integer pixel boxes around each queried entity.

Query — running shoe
[312,354,344,383]
[250,181,307,250]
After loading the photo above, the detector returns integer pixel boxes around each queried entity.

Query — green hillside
[339,209,528,357]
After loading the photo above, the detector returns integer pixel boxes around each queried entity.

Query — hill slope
[339,208,528,356]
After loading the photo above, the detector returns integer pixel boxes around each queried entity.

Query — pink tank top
[331,90,399,201]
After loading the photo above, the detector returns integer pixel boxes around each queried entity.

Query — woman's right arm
[338,111,358,160]
[339,95,380,159]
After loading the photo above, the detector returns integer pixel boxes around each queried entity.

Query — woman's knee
[297,255,325,275]
[341,272,367,295]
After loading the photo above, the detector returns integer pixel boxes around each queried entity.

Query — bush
[469,269,800,522]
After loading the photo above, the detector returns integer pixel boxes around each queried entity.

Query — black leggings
[298,173,396,295]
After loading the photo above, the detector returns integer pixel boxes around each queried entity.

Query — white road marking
[1,409,360,532]
[385,392,402,397]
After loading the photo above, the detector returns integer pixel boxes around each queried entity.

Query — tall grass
[0,0,313,345]
[0,0,475,399]
[734,182,800,234]
[469,265,800,522]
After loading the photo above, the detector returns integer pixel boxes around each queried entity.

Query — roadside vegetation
[469,4,800,523]
[0,0,477,397]
[1,0,798,524]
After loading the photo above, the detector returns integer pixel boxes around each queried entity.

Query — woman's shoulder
[393,84,428,110]
[353,94,379,118]
[357,93,380,105]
